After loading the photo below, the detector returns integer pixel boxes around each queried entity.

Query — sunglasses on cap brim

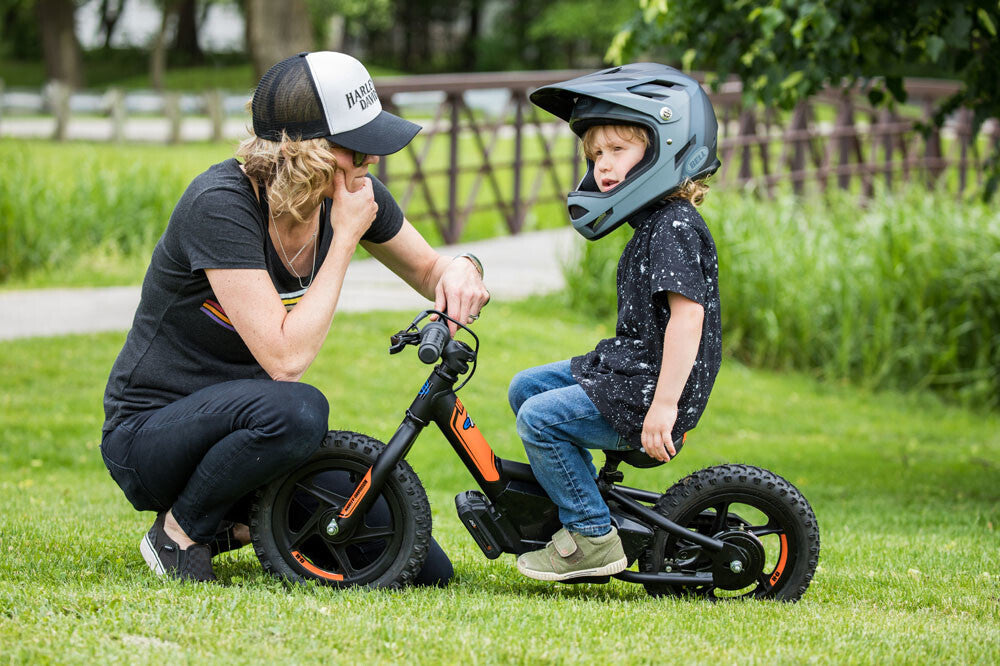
[328,140,369,167]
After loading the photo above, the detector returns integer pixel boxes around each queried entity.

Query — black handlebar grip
[418,320,451,364]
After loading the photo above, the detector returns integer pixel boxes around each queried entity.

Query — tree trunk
[151,1,181,91]
[99,0,125,50]
[245,0,313,80]
[173,0,204,63]
[36,0,84,88]
[460,0,482,70]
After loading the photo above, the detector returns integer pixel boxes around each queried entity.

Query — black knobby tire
[250,430,431,588]
[640,464,820,601]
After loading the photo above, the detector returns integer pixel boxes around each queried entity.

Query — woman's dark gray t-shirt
[102,159,402,433]
[571,198,722,446]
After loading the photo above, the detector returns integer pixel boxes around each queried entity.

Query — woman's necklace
[271,207,318,290]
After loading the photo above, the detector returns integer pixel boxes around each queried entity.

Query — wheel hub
[712,530,765,590]
[319,508,353,543]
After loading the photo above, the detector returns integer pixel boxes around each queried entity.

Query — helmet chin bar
[566,141,659,240]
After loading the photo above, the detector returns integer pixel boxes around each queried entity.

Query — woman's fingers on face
[332,168,347,193]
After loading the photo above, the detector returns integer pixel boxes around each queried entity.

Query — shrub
[564,187,1000,409]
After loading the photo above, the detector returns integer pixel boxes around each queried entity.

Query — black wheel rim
[269,456,406,585]
[646,489,799,600]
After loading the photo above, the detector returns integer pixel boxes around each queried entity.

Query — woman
[100,52,489,584]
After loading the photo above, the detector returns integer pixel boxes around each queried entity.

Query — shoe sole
[517,555,628,582]
[140,532,166,577]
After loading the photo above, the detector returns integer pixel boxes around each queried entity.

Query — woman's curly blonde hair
[236,129,340,224]
[581,124,711,206]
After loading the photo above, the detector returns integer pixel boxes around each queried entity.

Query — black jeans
[101,378,453,585]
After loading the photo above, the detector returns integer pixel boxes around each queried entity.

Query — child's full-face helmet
[530,63,721,240]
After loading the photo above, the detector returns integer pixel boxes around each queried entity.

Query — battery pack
[455,490,507,559]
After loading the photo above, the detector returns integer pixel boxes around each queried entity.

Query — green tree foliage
[609,0,1000,196]
[0,0,42,59]
[528,0,634,67]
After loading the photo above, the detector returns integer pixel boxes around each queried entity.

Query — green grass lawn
[0,296,997,663]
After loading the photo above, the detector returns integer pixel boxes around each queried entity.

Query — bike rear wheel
[250,430,431,588]
[640,464,819,601]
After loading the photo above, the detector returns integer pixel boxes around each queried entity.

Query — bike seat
[605,434,685,469]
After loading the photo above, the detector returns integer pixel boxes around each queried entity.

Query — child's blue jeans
[508,360,633,537]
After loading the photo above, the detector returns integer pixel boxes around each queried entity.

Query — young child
[511,64,722,581]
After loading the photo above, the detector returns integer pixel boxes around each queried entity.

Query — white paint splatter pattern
[571,199,723,446]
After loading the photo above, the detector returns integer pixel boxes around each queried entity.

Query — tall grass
[564,186,1000,409]
[0,138,576,286]
[0,141,233,283]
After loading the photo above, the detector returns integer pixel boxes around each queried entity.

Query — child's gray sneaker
[517,526,627,581]
[140,512,217,582]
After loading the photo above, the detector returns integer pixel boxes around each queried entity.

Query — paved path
[0,228,578,340]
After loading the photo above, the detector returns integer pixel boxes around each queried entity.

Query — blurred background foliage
[0,0,638,88]
[610,0,1000,195]
[1,2,997,411]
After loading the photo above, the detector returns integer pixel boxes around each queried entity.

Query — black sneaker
[140,512,217,582]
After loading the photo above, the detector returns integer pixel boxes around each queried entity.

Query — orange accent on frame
[339,468,372,519]
[450,399,500,482]
[769,534,789,586]
[291,550,345,581]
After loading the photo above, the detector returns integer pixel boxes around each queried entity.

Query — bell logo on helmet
[684,146,710,176]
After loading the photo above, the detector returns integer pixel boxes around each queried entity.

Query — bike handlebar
[418,320,451,364]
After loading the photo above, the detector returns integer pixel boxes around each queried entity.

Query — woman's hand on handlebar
[329,168,378,243]
[434,256,490,335]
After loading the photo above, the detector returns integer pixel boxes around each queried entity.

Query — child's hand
[641,402,678,462]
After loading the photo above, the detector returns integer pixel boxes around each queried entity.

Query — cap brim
[328,110,421,155]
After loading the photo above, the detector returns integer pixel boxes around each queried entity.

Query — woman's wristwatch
[457,252,484,279]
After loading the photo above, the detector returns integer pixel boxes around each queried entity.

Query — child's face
[589,126,647,192]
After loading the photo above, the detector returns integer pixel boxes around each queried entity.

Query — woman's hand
[329,168,378,242]
[434,256,490,334]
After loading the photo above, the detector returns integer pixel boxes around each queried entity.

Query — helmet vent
[586,209,612,231]
[674,135,696,168]
[569,204,589,220]
[629,81,679,100]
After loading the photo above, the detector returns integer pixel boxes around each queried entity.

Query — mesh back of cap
[252,55,328,141]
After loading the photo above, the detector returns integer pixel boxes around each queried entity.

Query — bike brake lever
[389,329,420,354]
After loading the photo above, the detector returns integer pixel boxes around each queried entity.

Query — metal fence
[2,72,996,244]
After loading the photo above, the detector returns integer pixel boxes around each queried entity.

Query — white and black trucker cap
[252,51,420,155]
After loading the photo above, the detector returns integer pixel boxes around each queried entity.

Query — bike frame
[330,321,747,586]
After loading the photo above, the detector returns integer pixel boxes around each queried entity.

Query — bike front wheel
[640,464,820,601]
[250,430,431,588]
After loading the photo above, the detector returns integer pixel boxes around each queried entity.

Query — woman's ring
[467,314,479,323]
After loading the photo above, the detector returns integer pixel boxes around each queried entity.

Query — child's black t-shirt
[571,198,722,446]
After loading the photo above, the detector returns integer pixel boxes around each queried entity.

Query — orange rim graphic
[339,467,372,519]
[291,550,345,581]
[450,399,500,482]
[769,533,788,586]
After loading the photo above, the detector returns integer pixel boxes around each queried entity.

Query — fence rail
[2,72,996,244]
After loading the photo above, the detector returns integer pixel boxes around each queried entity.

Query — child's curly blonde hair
[581,124,711,206]
[236,129,340,224]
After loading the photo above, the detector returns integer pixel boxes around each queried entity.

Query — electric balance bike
[250,311,820,600]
